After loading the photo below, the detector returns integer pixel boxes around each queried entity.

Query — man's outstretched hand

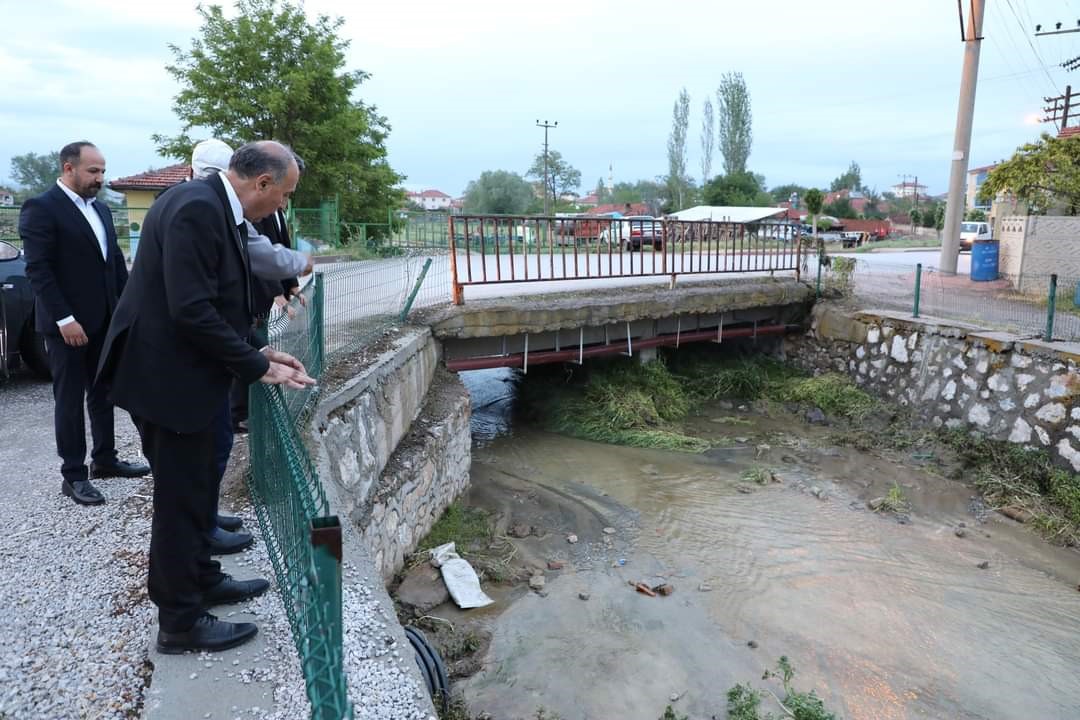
[259,348,315,389]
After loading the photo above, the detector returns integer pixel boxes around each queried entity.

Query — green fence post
[313,272,325,376]
[1045,273,1058,342]
[815,249,823,298]
[310,515,346,720]
[400,258,433,322]
[913,263,922,319]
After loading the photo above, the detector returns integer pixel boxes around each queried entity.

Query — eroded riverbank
[407,363,1080,720]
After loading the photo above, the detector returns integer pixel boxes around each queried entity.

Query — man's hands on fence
[259,348,315,389]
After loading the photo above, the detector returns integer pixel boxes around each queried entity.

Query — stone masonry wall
[311,328,472,579]
[785,304,1080,471]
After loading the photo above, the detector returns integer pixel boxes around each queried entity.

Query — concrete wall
[311,328,472,579]
[997,214,1080,292]
[786,304,1080,471]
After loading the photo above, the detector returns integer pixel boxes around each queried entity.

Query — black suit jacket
[97,174,270,434]
[252,209,300,316]
[19,184,128,336]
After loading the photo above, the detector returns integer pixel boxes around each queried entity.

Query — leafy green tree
[804,188,824,242]
[716,72,752,175]
[909,207,922,233]
[770,183,808,204]
[934,203,946,238]
[830,161,863,192]
[9,151,60,197]
[666,87,691,210]
[702,171,770,207]
[965,208,987,221]
[608,180,668,213]
[978,132,1080,214]
[153,0,402,225]
[824,196,857,219]
[526,149,581,206]
[462,170,534,214]
[700,97,714,187]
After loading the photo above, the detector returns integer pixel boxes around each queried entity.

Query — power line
[1003,0,1060,90]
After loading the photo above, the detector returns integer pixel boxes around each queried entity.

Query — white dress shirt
[55,179,108,329]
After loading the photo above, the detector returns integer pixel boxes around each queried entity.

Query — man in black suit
[19,141,149,506]
[97,141,314,653]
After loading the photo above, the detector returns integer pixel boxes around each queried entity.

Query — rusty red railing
[447,214,803,304]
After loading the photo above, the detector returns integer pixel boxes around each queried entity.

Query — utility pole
[1042,85,1075,130]
[536,119,557,215]
[940,0,985,274]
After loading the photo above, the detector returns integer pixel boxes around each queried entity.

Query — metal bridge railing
[447,214,803,304]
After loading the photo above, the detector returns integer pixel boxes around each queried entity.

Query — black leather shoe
[217,514,244,532]
[203,574,270,607]
[90,460,150,479]
[206,526,254,554]
[156,613,258,654]
[61,479,105,506]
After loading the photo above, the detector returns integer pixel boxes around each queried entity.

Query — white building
[890,181,927,199]
[407,189,453,211]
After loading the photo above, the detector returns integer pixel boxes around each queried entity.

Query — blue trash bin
[970,240,999,282]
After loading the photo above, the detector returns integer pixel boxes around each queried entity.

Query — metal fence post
[815,249,823,298]
[400,258,432,322]
[1045,273,1058,342]
[313,272,326,376]
[913,263,922,319]
[310,515,346,720]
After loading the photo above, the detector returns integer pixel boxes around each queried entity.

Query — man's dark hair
[59,141,97,169]
[229,141,295,183]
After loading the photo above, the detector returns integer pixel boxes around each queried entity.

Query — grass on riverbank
[851,236,941,253]
[518,351,879,453]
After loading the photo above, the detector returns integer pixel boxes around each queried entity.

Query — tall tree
[716,72,753,176]
[804,188,824,244]
[153,0,402,225]
[9,151,60,197]
[830,161,863,192]
[770,183,809,204]
[824,197,857,219]
[462,170,534,215]
[700,97,715,187]
[703,171,770,207]
[666,88,691,211]
[526,150,581,205]
[979,132,1080,214]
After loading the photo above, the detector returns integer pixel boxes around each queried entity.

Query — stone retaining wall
[311,328,472,579]
[785,304,1080,470]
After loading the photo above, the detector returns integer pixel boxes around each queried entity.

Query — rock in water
[396,564,449,613]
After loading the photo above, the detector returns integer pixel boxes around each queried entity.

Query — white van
[959,221,992,251]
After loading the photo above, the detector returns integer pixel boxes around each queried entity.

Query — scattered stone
[653,583,675,596]
[508,523,532,538]
[954,527,967,538]
[670,693,680,702]
[602,526,616,535]
[698,583,713,592]
[735,436,750,444]
[868,497,886,511]
[977,561,990,570]
[547,560,564,571]
[805,407,828,425]
[959,522,966,528]
[529,575,546,590]
[395,563,449,613]
[747,640,758,649]
[734,483,755,494]
[999,506,1033,524]
[566,534,579,544]
[810,485,826,499]
[718,400,734,410]
[781,455,798,464]
[578,592,590,601]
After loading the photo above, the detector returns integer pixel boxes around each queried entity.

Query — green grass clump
[742,466,776,485]
[726,657,836,720]
[726,683,765,720]
[415,503,493,555]
[659,705,688,720]
[769,373,878,420]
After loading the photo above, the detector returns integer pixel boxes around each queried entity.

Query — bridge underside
[422,277,814,371]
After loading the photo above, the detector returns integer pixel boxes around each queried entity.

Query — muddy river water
[444,369,1080,720]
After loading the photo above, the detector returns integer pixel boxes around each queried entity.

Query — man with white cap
[189,139,313,554]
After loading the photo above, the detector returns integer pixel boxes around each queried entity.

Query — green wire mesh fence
[830,257,1080,343]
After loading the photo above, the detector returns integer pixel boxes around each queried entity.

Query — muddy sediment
[397,363,1080,720]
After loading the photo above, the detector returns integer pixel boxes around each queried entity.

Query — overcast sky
[2,0,1079,200]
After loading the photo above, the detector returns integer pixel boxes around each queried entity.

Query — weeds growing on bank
[939,429,1080,545]
[517,350,879,453]
[414,502,493,555]
[726,657,837,720]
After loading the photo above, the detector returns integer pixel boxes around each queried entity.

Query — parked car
[841,231,870,248]
[599,216,663,251]
[959,221,992,251]
[0,240,48,378]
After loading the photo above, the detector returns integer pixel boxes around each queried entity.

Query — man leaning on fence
[96,141,315,653]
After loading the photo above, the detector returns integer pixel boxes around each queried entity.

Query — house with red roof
[406,189,453,211]
[108,164,191,228]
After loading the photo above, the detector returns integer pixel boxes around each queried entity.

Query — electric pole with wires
[940,0,986,274]
[536,119,557,216]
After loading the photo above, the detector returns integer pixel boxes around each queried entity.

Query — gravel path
[0,373,434,719]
